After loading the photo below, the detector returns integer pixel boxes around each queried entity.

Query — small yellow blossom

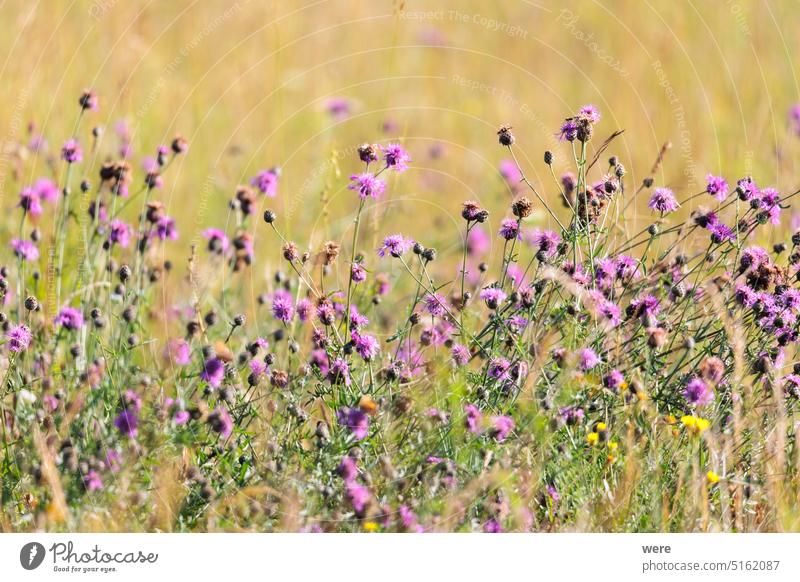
[665,414,677,425]
[596,422,607,432]
[680,415,710,435]
[587,432,600,446]
[707,471,720,484]
[363,521,379,532]
[607,441,618,451]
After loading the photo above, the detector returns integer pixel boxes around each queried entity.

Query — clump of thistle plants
[2,91,800,533]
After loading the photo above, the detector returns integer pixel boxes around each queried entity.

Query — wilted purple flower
[705,174,729,202]
[490,415,515,442]
[337,407,369,440]
[464,404,482,434]
[352,332,380,361]
[6,324,32,352]
[11,239,39,261]
[114,408,139,438]
[380,143,411,172]
[55,307,84,330]
[18,188,42,216]
[577,348,600,371]
[272,290,295,323]
[61,139,83,163]
[201,357,225,387]
[423,293,447,317]
[451,343,470,366]
[498,218,521,240]
[250,169,279,197]
[348,173,386,199]
[683,377,714,407]
[377,234,413,258]
[208,407,233,438]
[648,187,679,214]
[108,219,132,248]
[203,228,230,254]
[351,262,367,283]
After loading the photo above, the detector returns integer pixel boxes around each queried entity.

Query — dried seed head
[282,241,299,262]
[511,197,533,218]
[323,241,340,265]
[263,209,277,224]
[497,125,515,146]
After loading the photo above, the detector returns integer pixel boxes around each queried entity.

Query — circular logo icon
[20,542,46,570]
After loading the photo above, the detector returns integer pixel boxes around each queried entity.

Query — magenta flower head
[490,415,515,442]
[528,229,561,257]
[203,228,230,255]
[55,307,84,330]
[377,234,413,258]
[579,104,601,124]
[498,218,521,241]
[250,168,279,197]
[423,293,448,317]
[352,332,380,361]
[114,408,139,438]
[451,343,470,366]
[6,324,33,352]
[108,219,132,248]
[488,357,511,380]
[34,178,59,203]
[18,188,42,216]
[559,119,579,142]
[61,139,83,163]
[154,216,178,241]
[348,173,386,199]
[683,377,714,407]
[166,338,191,366]
[577,348,600,371]
[337,455,358,481]
[337,407,369,440]
[479,287,507,309]
[603,369,625,391]
[271,289,295,323]
[328,358,352,387]
[648,187,679,214]
[464,404,482,434]
[83,471,103,492]
[705,174,729,202]
[380,143,411,172]
[11,239,39,262]
[201,357,225,387]
[345,480,372,516]
[350,262,367,283]
[208,407,234,438]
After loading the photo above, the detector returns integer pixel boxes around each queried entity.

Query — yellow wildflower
[706,471,720,484]
[680,415,710,435]
[587,432,599,446]
[363,521,379,532]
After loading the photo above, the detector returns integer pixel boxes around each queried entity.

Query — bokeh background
[1,0,798,305]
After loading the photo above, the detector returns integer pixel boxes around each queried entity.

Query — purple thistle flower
[579,104,601,124]
[683,377,714,407]
[398,505,424,532]
[466,226,490,257]
[201,357,225,387]
[705,174,729,202]
[464,404,482,434]
[202,228,230,254]
[423,293,447,317]
[348,173,386,199]
[558,119,578,142]
[11,239,39,261]
[166,338,191,365]
[6,324,32,352]
[451,343,470,366]
[337,407,370,440]
[108,219,132,248]
[296,298,312,322]
[114,409,139,438]
[377,234,413,258]
[54,307,84,330]
[34,178,59,203]
[648,187,679,214]
[498,218,521,240]
[61,139,83,163]
[271,290,295,323]
[614,255,639,280]
[598,300,622,327]
[479,287,507,309]
[350,262,367,283]
[208,407,233,438]
[484,519,503,533]
[352,332,380,361]
[328,358,352,387]
[83,470,103,492]
[603,369,625,391]
[709,222,735,243]
[380,143,411,172]
[250,168,279,197]
[345,480,372,515]
[349,306,369,329]
[488,357,511,380]
[337,455,358,481]
[528,229,561,256]
[559,406,585,426]
[18,188,42,216]
[154,216,178,241]
[577,348,600,371]
[490,415,515,442]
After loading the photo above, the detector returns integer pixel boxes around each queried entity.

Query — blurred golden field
[2,0,799,256]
